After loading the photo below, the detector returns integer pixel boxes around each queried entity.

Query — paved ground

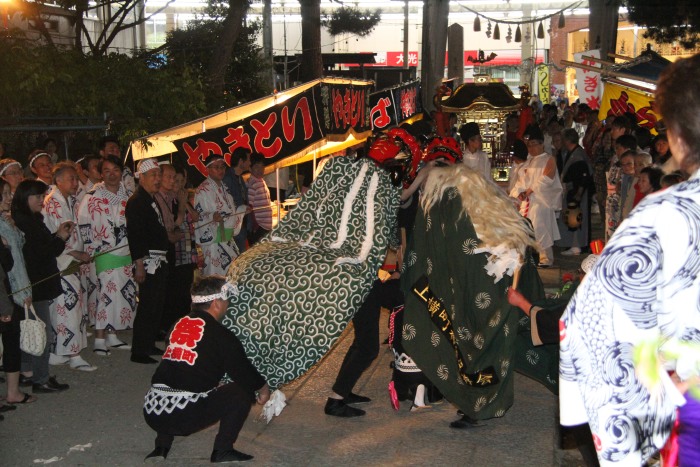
[0,225,599,467]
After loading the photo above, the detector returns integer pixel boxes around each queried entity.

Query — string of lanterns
[463,1,582,43]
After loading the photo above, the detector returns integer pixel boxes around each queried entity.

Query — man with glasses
[194,155,240,276]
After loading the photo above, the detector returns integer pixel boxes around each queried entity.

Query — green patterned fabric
[401,188,549,420]
[223,156,400,389]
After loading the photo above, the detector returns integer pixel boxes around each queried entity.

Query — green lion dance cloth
[400,164,556,421]
[222,156,400,389]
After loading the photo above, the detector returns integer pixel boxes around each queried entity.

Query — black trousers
[132,266,169,356]
[332,279,403,398]
[0,304,21,373]
[144,382,253,451]
[160,263,195,336]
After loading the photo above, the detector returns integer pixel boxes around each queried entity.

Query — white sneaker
[70,355,97,372]
[561,247,582,256]
[49,353,70,365]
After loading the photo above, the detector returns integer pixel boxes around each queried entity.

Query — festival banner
[174,86,324,177]
[319,82,372,141]
[369,88,397,131]
[598,81,658,132]
[369,80,422,131]
[391,81,422,123]
[574,50,602,109]
[537,65,550,105]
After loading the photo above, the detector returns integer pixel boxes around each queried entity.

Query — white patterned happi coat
[560,174,700,465]
[194,177,239,276]
[42,188,88,356]
[77,183,137,331]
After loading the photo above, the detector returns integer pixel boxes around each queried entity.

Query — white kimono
[194,177,239,276]
[462,148,492,181]
[77,183,137,331]
[42,188,87,356]
[560,173,700,465]
[510,152,563,249]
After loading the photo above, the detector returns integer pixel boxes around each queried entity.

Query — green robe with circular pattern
[223,156,400,389]
[401,188,548,420]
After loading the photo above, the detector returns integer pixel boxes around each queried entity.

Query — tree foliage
[625,0,700,49]
[163,10,270,110]
[322,6,381,37]
[0,32,206,157]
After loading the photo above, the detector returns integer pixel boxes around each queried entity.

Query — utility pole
[403,0,409,70]
[263,0,274,89]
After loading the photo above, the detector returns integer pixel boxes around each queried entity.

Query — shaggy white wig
[420,164,538,259]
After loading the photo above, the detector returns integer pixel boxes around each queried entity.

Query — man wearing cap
[126,159,171,364]
[458,122,492,180]
[143,275,270,463]
[194,154,240,276]
[511,125,563,268]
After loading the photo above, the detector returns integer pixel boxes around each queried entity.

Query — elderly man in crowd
[194,155,240,276]
[126,159,171,364]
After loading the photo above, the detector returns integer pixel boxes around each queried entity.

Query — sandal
[0,404,17,412]
[93,348,111,356]
[6,393,36,405]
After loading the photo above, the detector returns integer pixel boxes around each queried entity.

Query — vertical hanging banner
[598,81,659,132]
[574,50,602,110]
[537,65,550,105]
[369,80,422,131]
[391,81,422,123]
[320,81,372,141]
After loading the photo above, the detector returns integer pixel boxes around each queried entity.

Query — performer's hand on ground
[256,384,271,405]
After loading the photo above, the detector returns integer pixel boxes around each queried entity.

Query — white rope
[330,162,369,249]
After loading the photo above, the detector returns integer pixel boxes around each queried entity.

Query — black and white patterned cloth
[560,172,700,465]
[222,157,400,389]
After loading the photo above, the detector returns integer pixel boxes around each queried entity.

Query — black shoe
[450,414,481,430]
[131,354,158,364]
[324,398,365,417]
[144,446,170,462]
[344,392,371,404]
[148,346,164,356]
[32,376,69,393]
[210,448,254,463]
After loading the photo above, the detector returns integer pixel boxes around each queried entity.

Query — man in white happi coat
[458,122,492,180]
[194,154,240,276]
[42,162,96,371]
[510,125,563,267]
[77,155,136,355]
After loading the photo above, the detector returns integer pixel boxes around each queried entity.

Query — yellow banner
[537,66,550,105]
[598,82,659,133]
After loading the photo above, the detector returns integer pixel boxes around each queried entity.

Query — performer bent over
[143,276,270,463]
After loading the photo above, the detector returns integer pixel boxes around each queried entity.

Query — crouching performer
[142,275,270,463]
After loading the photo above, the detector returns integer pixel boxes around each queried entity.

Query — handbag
[20,304,47,357]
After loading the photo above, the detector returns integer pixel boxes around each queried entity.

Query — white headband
[0,161,21,177]
[191,283,238,303]
[191,292,224,303]
[28,152,50,168]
